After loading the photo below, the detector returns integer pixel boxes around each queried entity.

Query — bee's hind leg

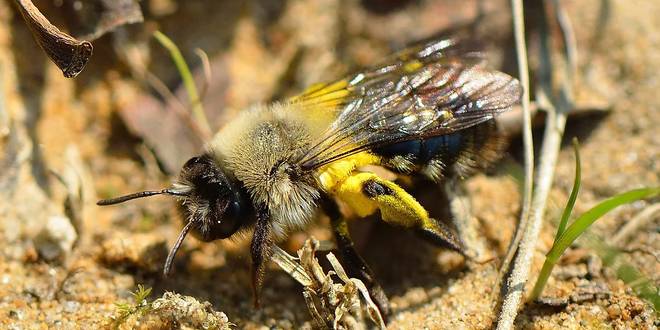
[320,197,391,322]
[336,172,464,254]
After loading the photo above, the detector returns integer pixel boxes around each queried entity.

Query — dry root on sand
[272,238,386,330]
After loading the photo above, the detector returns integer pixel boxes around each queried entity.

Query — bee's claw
[416,218,465,255]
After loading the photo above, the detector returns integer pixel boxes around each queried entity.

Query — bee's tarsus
[416,219,465,255]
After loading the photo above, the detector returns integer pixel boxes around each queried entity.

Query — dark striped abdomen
[372,120,504,181]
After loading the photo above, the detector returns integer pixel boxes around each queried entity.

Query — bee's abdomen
[374,134,464,165]
[373,120,504,180]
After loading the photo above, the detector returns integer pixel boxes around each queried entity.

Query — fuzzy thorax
[209,103,320,239]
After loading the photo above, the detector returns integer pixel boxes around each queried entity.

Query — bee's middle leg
[320,197,391,321]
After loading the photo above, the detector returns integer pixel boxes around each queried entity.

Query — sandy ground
[0,0,657,329]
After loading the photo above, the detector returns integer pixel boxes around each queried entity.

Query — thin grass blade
[554,138,581,242]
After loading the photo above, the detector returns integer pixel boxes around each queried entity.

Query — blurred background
[0,0,657,328]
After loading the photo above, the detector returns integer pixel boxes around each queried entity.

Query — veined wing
[291,39,522,171]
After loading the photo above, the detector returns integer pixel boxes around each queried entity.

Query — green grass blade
[554,138,581,241]
[530,186,660,300]
[550,187,659,261]
[153,31,211,137]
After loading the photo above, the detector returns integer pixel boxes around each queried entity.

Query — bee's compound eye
[177,155,247,241]
[181,156,206,172]
[207,200,243,240]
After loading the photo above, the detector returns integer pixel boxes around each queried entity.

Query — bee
[98,38,521,317]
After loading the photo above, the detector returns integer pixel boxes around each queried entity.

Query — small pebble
[100,233,168,273]
[34,215,77,262]
[607,304,622,319]
[63,300,80,313]
[9,309,25,320]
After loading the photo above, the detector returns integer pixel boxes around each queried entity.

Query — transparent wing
[291,39,522,170]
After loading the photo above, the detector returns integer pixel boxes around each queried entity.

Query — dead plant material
[61,0,143,41]
[111,290,232,330]
[271,238,385,330]
[13,0,92,78]
[611,203,660,246]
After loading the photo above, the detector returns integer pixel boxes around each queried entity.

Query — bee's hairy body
[98,38,522,317]
[204,100,499,239]
[208,103,322,239]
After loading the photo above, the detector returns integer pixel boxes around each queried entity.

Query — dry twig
[13,0,93,78]
[497,0,535,287]
[611,203,660,246]
[495,0,534,327]
[497,1,577,328]
[272,239,385,330]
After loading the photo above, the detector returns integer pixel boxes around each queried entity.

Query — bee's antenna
[96,188,188,205]
[163,220,194,277]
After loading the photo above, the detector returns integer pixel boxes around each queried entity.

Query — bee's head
[175,154,249,240]
[97,154,250,276]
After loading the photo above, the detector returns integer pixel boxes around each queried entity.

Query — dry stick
[142,71,210,144]
[272,241,385,329]
[495,0,534,326]
[0,62,7,137]
[611,203,660,246]
[270,245,313,287]
[153,31,212,139]
[498,0,535,279]
[13,0,93,78]
[116,37,210,144]
[193,48,213,104]
[497,1,577,328]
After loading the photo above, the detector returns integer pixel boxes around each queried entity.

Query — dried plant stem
[193,48,212,103]
[271,240,385,329]
[497,1,576,328]
[0,62,7,137]
[142,71,210,144]
[611,203,660,246]
[14,0,93,78]
[153,31,212,139]
[517,107,566,303]
[495,0,533,328]
[498,0,534,282]
[270,245,313,287]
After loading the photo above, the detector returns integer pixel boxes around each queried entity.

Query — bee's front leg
[251,205,272,308]
[320,197,391,322]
